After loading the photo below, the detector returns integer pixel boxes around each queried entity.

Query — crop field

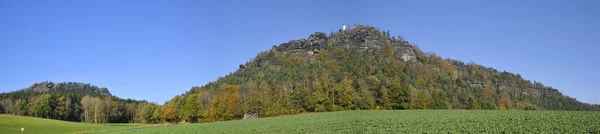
[0,114,150,134]
[103,110,600,134]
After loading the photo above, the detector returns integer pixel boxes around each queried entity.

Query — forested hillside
[149,25,597,124]
[1,25,597,125]
[0,82,148,123]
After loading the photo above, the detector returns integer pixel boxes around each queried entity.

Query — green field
[0,114,150,134]
[103,110,600,134]
[3,111,599,134]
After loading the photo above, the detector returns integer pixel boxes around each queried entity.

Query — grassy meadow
[102,110,600,134]
[2,110,598,134]
[0,114,150,134]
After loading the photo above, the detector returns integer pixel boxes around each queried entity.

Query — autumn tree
[468,94,481,110]
[336,73,357,110]
[388,83,411,109]
[181,93,200,123]
[141,103,157,123]
[313,73,333,112]
[163,108,176,123]
[35,94,53,118]
[152,106,164,123]
[411,89,431,109]
[265,84,289,116]
[355,79,375,110]
[291,82,311,112]
[498,88,513,110]
[431,89,449,109]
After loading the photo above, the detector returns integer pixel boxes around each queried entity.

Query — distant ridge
[0,81,148,123]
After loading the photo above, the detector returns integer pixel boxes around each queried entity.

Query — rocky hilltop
[275,25,417,62]
[4,81,112,97]
[165,24,598,123]
[271,25,564,101]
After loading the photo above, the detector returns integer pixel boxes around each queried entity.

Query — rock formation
[274,25,417,62]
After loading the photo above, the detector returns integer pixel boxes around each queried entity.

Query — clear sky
[1,0,598,104]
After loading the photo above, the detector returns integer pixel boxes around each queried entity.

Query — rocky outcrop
[499,85,561,97]
[23,82,112,97]
[275,32,329,55]
[243,112,258,120]
[469,80,491,89]
[467,79,561,97]
[29,82,55,92]
[274,25,418,62]
[394,42,417,62]
[330,26,386,49]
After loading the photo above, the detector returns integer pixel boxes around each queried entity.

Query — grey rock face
[467,78,561,97]
[29,82,54,92]
[274,26,418,62]
[394,42,417,62]
[469,80,491,89]
[243,112,258,120]
[499,85,561,97]
[275,32,329,54]
[256,59,265,67]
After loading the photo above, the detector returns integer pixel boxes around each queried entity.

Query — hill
[148,24,598,124]
[0,114,149,134]
[2,25,597,125]
[0,82,149,123]
[103,110,600,134]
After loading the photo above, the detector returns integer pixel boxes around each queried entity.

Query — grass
[0,114,150,134]
[103,110,600,134]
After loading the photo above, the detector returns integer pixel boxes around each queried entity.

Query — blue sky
[1,0,598,104]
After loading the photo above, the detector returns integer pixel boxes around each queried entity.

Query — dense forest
[0,82,148,123]
[0,25,597,124]
[153,25,598,124]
